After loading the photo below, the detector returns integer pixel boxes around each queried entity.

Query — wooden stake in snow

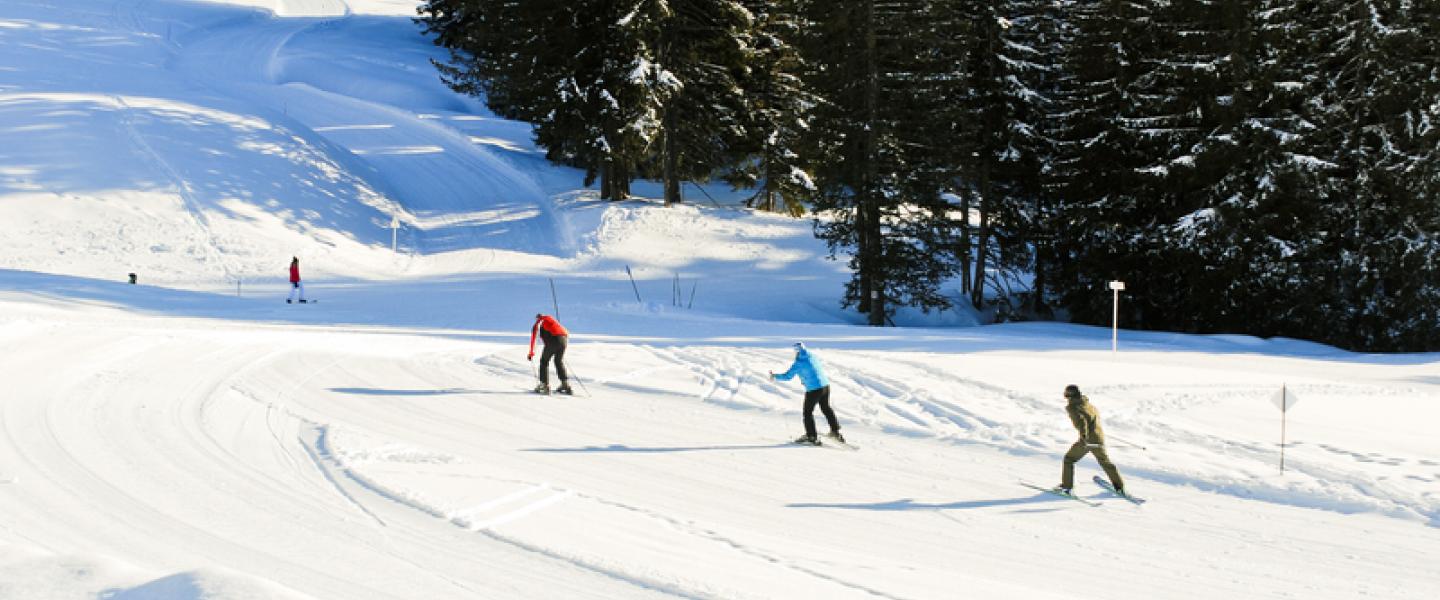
[1271,384,1301,474]
[625,265,642,303]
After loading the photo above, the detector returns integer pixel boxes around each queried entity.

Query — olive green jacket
[1066,395,1106,445]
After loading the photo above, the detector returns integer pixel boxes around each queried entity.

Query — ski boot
[298,299,308,304]
[794,434,820,446]
[826,431,845,444]
[533,382,550,395]
[1052,486,1075,497]
[555,383,573,395]
[286,299,292,304]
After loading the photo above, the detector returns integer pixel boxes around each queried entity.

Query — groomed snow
[1,2,1437,599]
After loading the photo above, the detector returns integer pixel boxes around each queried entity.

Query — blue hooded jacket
[774,345,829,391]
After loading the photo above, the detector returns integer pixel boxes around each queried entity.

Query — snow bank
[0,544,318,600]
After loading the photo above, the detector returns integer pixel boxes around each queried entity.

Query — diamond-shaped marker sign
[1271,387,1300,411]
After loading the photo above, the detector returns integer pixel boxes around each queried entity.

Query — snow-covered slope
[1,2,1437,600]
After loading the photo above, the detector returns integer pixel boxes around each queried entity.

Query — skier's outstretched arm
[772,359,801,381]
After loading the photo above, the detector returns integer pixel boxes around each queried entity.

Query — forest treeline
[418,0,1440,352]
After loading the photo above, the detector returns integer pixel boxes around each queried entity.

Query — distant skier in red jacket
[286,257,307,304]
[528,314,571,394]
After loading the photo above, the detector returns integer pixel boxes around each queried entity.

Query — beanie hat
[1064,384,1081,398]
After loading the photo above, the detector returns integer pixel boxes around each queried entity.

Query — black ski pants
[539,334,568,386]
[802,386,840,438]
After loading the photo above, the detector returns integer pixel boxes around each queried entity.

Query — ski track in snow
[2,307,1439,598]
[3,1,1440,599]
[652,346,1440,525]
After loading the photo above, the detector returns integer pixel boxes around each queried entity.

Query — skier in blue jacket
[771,342,843,445]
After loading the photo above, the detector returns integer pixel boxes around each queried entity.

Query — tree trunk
[959,188,972,296]
[971,166,992,309]
[856,202,872,314]
[762,134,776,212]
[1031,195,1048,316]
[603,158,630,201]
[662,125,681,206]
[858,202,881,322]
[863,0,884,326]
[600,162,615,200]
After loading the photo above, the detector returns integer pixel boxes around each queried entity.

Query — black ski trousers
[802,386,840,438]
[539,334,568,386]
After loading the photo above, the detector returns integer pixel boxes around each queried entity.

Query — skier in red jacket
[286,257,307,304]
[528,314,571,394]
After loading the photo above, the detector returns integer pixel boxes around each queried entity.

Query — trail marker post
[1271,384,1301,474]
[1108,280,1125,352]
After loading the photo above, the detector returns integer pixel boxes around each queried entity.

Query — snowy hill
[1,2,1437,599]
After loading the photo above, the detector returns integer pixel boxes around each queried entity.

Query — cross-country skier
[528,314,571,395]
[286,257,307,304]
[770,342,842,446]
[1057,384,1125,495]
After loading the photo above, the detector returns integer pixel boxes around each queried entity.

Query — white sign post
[1271,384,1301,474]
[390,215,400,253]
[1108,280,1126,352]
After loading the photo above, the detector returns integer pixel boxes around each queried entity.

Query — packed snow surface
[1,1,1438,599]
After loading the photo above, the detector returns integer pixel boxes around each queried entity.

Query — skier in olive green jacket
[1058,384,1125,495]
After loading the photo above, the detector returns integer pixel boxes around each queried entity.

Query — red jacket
[528,315,568,357]
[289,262,300,283]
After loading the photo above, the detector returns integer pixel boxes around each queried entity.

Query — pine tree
[649,0,754,206]
[1047,0,1160,327]
[943,1,1052,316]
[730,0,816,215]
[1168,0,1324,340]
[1307,0,1440,350]
[421,0,671,200]
[799,0,958,324]
[1021,0,1070,318]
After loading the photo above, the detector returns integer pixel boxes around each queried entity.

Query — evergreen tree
[1047,0,1160,327]
[944,1,1052,316]
[1021,0,1072,318]
[799,0,958,324]
[1307,0,1440,350]
[1165,0,1331,341]
[648,0,754,206]
[730,0,816,215]
[421,0,673,200]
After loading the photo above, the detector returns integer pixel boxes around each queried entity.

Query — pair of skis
[1021,475,1145,506]
[791,436,859,451]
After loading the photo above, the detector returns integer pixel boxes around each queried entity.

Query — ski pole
[568,368,593,398]
[549,277,561,319]
[1107,435,1147,451]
